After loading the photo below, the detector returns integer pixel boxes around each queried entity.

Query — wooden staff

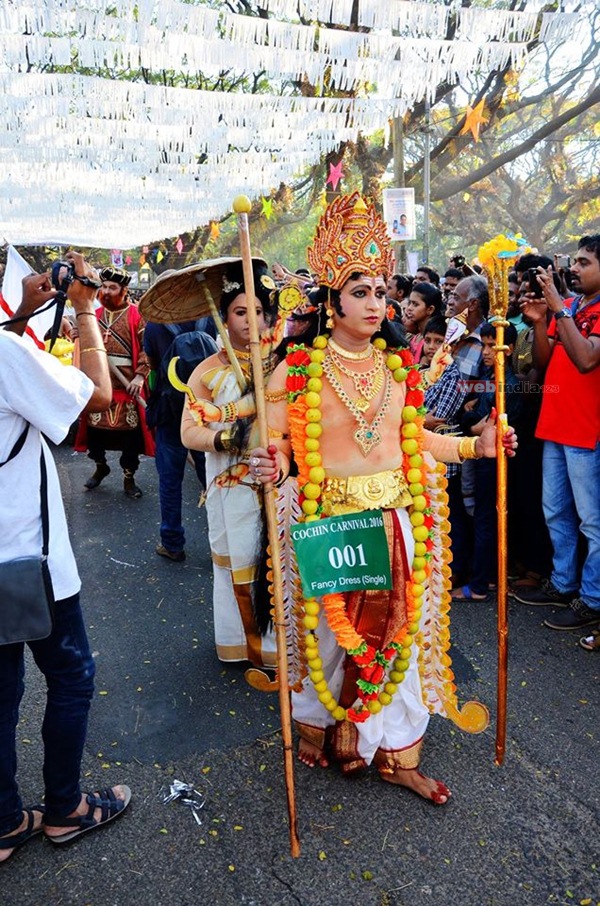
[233,195,301,858]
[490,262,510,766]
[195,276,246,392]
[108,359,147,409]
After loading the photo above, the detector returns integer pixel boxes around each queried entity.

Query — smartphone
[527,268,544,298]
[555,254,570,269]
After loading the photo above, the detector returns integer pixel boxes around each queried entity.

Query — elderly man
[75,266,153,498]
[444,275,489,380]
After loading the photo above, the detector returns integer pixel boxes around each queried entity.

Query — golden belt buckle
[347,474,388,509]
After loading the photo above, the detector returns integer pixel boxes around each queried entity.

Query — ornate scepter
[478,233,528,766]
[232,195,301,858]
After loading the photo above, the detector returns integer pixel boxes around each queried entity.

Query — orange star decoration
[460,99,487,142]
[210,221,220,241]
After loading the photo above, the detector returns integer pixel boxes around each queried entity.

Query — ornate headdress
[307,192,394,290]
[100,266,131,287]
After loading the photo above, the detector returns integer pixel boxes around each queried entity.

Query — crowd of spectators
[368,241,599,650]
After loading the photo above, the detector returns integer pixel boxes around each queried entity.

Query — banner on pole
[383,188,416,242]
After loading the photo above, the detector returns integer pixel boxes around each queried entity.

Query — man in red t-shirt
[514,235,600,633]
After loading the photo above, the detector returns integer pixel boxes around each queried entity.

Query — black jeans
[0,593,95,833]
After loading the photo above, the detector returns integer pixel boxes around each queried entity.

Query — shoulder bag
[0,425,55,645]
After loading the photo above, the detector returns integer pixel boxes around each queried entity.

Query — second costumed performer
[180,261,283,671]
[250,193,517,804]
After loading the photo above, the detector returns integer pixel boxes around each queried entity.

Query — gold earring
[326,307,334,329]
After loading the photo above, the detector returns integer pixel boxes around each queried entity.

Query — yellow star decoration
[460,99,487,143]
[503,69,521,104]
[210,221,220,241]
[261,197,274,220]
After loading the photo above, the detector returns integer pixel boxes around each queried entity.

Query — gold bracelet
[80,346,107,354]
[75,312,97,319]
[264,388,288,403]
[458,436,480,461]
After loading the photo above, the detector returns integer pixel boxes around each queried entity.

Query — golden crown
[306,192,394,289]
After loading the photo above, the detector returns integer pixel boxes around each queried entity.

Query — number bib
[290,510,392,598]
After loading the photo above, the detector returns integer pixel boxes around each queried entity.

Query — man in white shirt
[0,254,131,861]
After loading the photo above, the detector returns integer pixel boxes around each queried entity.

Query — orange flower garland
[285,336,434,723]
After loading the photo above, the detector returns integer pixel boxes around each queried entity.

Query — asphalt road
[3,443,599,906]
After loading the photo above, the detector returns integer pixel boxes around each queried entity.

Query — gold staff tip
[233,195,252,214]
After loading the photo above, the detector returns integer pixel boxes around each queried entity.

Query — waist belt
[108,354,133,368]
[321,467,411,515]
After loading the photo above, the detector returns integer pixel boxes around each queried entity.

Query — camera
[555,254,570,269]
[51,260,75,293]
[527,269,544,298]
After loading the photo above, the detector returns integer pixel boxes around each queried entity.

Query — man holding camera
[74,266,154,498]
[516,235,600,634]
[0,253,130,861]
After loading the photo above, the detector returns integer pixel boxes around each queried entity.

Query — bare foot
[380,767,451,805]
[44,785,130,839]
[0,808,44,863]
[298,738,329,768]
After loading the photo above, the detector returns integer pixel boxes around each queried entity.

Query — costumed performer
[250,193,517,804]
[74,266,154,498]
[180,260,285,670]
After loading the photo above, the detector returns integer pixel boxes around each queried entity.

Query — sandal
[579,630,600,652]
[0,806,45,863]
[451,585,490,603]
[43,785,131,845]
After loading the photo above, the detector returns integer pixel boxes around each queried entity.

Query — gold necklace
[322,354,392,456]
[329,346,385,412]
[328,337,373,361]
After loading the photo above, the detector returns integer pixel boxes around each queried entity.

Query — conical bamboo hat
[139,256,267,323]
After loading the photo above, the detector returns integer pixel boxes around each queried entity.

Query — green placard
[290,510,392,598]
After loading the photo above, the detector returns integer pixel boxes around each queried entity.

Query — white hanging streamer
[0,0,568,247]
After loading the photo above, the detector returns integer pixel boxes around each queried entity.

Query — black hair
[578,234,600,265]
[415,265,440,286]
[389,273,413,298]
[480,321,518,346]
[508,271,518,283]
[409,280,443,316]
[515,253,553,277]
[444,268,463,280]
[295,268,311,277]
[423,315,447,338]
[220,262,278,326]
